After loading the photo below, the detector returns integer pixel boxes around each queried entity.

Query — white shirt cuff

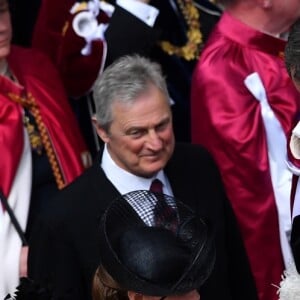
[116,0,159,27]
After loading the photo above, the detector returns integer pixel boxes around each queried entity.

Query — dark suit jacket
[28,143,258,300]
[291,215,300,272]
[29,144,257,300]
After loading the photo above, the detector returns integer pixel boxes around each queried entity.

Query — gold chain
[8,92,66,189]
[159,0,203,61]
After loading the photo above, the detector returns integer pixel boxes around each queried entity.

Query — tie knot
[150,179,163,194]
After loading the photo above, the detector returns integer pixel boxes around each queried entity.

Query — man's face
[272,0,300,33]
[0,0,11,60]
[97,84,175,178]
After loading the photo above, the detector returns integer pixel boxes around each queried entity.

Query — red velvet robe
[31,0,109,97]
[191,12,300,300]
[1,46,90,199]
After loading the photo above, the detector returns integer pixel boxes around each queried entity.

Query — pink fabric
[191,12,300,300]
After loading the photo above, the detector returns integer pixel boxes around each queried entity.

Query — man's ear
[91,116,110,143]
[127,291,143,300]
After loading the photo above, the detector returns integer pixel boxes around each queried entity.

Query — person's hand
[19,246,29,277]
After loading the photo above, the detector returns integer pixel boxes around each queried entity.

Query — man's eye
[128,130,144,138]
[156,121,169,132]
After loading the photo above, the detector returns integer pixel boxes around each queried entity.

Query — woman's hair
[92,265,128,300]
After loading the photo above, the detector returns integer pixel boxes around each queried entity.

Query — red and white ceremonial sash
[244,72,294,267]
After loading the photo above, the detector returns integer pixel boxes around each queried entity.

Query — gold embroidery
[159,0,203,61]
[23,115,43,155]
[8,92,66,189]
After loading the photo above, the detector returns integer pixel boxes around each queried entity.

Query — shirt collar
[101,144,171,195]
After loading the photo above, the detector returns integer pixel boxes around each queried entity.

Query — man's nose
[146,130,163,150]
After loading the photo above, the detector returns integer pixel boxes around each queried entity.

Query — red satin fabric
[32,0,109,97]
[191,12,300,300]
[1,46,89,199]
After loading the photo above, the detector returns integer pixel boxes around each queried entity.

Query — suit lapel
[87,153,121,214]
[165,144,195,208]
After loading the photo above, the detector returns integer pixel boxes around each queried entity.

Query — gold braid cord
[159,0,203,61]
[8,92,66,190]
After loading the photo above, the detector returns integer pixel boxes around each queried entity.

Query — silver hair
[92,55,170,131]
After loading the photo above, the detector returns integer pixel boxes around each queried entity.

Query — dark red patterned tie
[150,179,178,232]
[149,179,164,194]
